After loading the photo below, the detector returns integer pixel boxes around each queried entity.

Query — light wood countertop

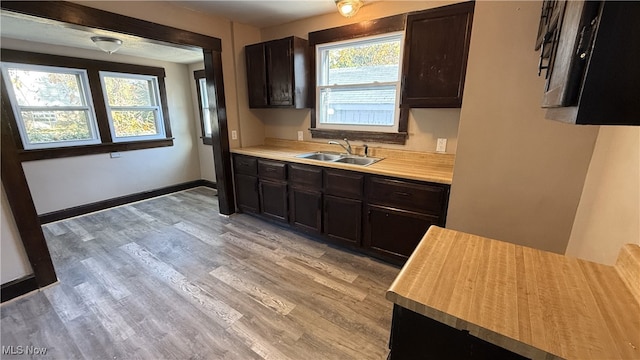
[230,139,455,185]
[386,226,640,360]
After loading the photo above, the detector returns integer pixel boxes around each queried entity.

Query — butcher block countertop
[386,226,640,360]
[230,138,455,184]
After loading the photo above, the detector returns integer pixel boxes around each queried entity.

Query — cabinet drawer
[325,169,363,199]
[258,159,287,181]
[233,155,257,175]
[289,164,322,188]
[366,177,447,215]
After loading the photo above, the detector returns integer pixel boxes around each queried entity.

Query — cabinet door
[245,43,268,108]
[259,180,288,223]
[289,187,322,233]
[401,1,474,108]
[324,195,362,246]
[266,38,293,106]
[364,205,438,263]
[235,174,259,213]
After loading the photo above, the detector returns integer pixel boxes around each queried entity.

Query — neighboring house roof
[323,65,399,105]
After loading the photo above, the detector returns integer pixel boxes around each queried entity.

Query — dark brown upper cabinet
[536,1,640,125]
[245,36,309,109]
[400,1,474,108]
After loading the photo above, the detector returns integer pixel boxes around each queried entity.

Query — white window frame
[99,71,165,142]
[315,32,404,133]
[0,62,101,150]
[198,77,213,138]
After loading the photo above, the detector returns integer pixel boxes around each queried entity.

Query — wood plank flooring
[1,187,399,359]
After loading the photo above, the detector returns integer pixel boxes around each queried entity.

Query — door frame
[0,1,236,288]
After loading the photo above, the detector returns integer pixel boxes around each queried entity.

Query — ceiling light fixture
[91,36,123,54]
[335,0,363,18]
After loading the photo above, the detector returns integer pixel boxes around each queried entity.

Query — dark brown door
[259,180,288,222]
[266,38,293,106]
[364,205,438,263]
[245,43,268,108]
[401,1,474,108]
[289,187,322,233]
[235,174,259,213]
[324,195,362,246]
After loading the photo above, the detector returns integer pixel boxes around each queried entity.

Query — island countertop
[386,226,640,360]
[230,139,455,185]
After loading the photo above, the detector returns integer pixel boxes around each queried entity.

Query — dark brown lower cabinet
[289,187,322,233]
[235,174,259,213]
[232,154,450,265]
[364,205,439,263]
[324,195,362,246]
[259,180,288,222]
[389,305,528,360]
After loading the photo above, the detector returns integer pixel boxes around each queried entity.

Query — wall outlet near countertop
[436,138,447,153]
[297,131,304,141]
[231,130,238,140]
[110,152,121,158]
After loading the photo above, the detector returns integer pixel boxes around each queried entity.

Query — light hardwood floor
[1,187,399,359]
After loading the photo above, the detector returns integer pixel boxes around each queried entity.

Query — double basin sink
[295,151,383,166]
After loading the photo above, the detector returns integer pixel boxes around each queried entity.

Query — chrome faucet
[328,138,352,155]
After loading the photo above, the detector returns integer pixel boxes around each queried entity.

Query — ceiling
[170,1,339,28]
[0,1,342,64]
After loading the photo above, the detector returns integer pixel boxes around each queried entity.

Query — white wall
[1,183,33,284]
[566,127,640,265]
[3,38,202,214]
[446,1,599,254]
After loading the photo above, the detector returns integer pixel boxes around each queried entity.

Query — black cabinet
[289,164,323,233]
[389,305,528,360]
[323,169,364,246]
[364,176,449,263]
[401,1,474,108]
[257,159,288,223]
[233,155,259,213]
[231,154,450,265]
[245,36,309,109]
[536,1,640,125]
[364,205,438,263]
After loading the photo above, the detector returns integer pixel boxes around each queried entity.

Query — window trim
[315,31,404,133]
[308,13,408,145]
[0,49,173,161]
[1,62,102,149]
[193,69,213,145]
[99,71,166,142]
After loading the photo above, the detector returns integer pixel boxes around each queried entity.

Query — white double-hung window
[99,72,165,142]
[1,63,100,149]
[316,32,403,133]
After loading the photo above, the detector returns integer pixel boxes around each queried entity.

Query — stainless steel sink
[296,152,382,166]
[334,156,381,166]
[296,152,343,161]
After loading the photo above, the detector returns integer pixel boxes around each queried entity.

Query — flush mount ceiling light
[335,0,363,18]
[91,36,123,54]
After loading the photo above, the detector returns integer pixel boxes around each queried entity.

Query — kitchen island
[386,226,640,359]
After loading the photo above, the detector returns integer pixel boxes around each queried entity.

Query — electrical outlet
[231,130,238,140]
[110,152,121,158]
[297,131,304,141]
[436,138,447,153]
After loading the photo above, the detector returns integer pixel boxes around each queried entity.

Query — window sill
[309,128,407,145]
[18,138,174,162]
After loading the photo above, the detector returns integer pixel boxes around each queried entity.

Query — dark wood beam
[1,81,57,287]
[1,1,221,51]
